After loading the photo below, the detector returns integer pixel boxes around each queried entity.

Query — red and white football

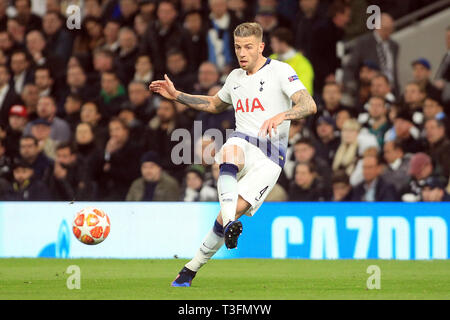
[72,207,111,245]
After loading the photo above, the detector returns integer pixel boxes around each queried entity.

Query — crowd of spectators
[0,0,448,203]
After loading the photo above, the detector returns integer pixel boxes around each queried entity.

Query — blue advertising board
[0,202,448,260]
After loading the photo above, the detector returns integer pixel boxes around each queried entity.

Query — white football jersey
[217,58,306,150]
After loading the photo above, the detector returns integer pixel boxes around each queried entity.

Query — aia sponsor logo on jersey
[236,98,265,113]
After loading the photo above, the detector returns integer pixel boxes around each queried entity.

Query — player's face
[234,36,264,72]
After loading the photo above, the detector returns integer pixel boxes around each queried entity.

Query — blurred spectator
[73,16,105,55]
[345,13,399,96]
[384,109,424,154]
[80,101,109,148]
[294,0,327,60]
[356,60,380,107]
[183,9,209,72]
[47,142,97,201]
[0,0,6,30]
[133,54,154,84]
[5,105,28,160]
[92,48,115,75]
[193,61,221,96]
[288,162,330,201]
[127,80,156,123]
[30,118,57,160]
[335,108,352,132]
[370,73,396,106]
[411,58,442,99]
[207,0,241,73]
[83,0,103,19]
[423,92,450,134]
[7,17,26,46]
[99,70,128,119]
[351,154,398,201]
[421,181,450,202]
[23,96,71,144]
[63,93,82,132]
[165,49,196,93]
[424,118,450,179]
[5,159,51,201]
[434,26,450,107]
[144,98,187,182]
[0,64,22,127]
[254,6,282,58]
[291,138,331,184]
[133,13,150,40]
[116,27,140,86]
[227,0,252,22]
[20,83,39,121]
[74,122,103,184]
[314,82,345,126]
[332,118,360,176]
[140,0,190,78]
[381,140,411,194]
[34,66,55,99]
[314,115,340,165]
[118,0,139,28]
[42,10,74,63]
[102,19,121,53]
[26,30,64,78]
[19,135,53,181]
[0,138,12,181]
[126,150,180,201]
[310,0,351,93]
[9,49,34,95]
[100,117,142,200]
[118,102,145,143]
[182,164,217,201]
[401,152,447,202]
[138,0,157,21]
[358,96,390,147]
[269,27,314,95]
[0,30,16,57]
[330,169,353,201]
[14,0,42,32]
[63,65,98,103]
[403,81,425,127]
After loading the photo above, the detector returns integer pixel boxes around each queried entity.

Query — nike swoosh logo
[233,86,241,90]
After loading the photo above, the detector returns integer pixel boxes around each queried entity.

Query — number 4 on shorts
[255,186,269,201]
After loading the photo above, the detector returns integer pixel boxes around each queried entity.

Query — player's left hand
[258,113,286,138]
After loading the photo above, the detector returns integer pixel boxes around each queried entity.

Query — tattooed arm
[284,89,317,120]
[175,92,230,114]
[149,74,230,114]
[258,89,317,137]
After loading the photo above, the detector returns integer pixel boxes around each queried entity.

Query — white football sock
[217,164,239,226]
[185,229,224,272]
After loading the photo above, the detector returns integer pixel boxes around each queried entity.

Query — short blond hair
[233,22,263,40]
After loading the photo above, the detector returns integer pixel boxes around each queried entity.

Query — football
[72,207,111,245]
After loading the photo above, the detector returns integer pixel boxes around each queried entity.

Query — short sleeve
[217,72,233,104]
[278,62,307,99]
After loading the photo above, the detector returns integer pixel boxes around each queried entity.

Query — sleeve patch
[288,75,299,82]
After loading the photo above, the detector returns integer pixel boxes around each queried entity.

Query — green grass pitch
[0,258,449,300]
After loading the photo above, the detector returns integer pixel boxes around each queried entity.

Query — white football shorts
[215,136,282,216]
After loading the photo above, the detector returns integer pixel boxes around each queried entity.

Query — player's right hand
[149,74,178,100]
